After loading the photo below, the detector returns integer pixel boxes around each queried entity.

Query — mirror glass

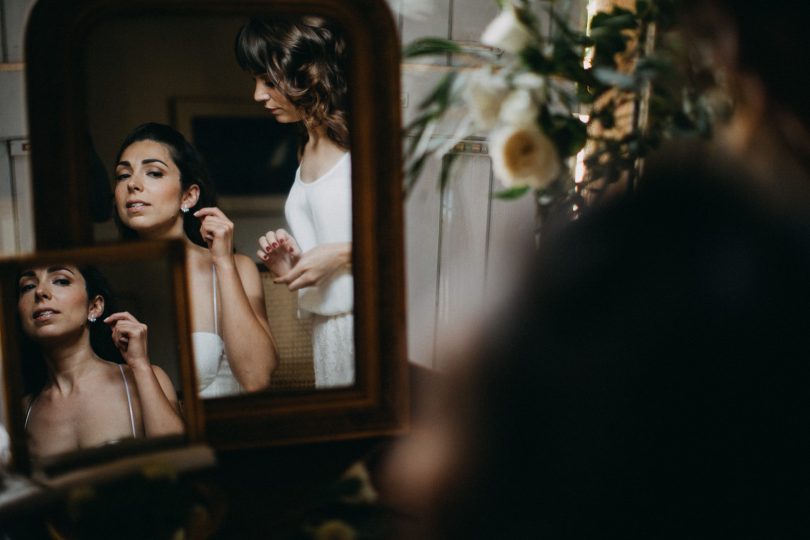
[82,14,355,398]
[0,243,194,477]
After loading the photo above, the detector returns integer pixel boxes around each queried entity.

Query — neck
[306,125,343,152]
[41,333,102,395]
[137,215,187,243]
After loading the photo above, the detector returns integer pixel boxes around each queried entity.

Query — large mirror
[25,0,407,449]
[83,14,354,397]
[0,240,204,481]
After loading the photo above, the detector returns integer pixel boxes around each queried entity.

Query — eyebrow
[115,158,169,168]
[47,266,75,275]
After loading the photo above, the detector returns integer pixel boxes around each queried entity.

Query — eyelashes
[114,170,165,182]
[18,277,71,294]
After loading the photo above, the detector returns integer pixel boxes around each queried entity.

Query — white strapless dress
[192,332,243,398]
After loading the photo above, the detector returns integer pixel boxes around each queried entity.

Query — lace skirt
[312,312,355,388]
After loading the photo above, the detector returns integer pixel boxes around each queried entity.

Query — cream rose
[490,124,561,189]
[481,4,533,54]
[499,88,539,127]
[463,68,510,130]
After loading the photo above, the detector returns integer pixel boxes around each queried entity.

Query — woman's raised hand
[194,207,235,261]
[257,229,301,277]
[104,312,150,370]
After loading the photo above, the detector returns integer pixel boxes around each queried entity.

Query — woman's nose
[253,80,268,102]
[34,284,51,301]
[127,174,143,192]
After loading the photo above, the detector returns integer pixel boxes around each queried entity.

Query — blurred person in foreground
[385,157,810,538]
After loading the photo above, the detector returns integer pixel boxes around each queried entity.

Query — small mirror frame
[24,0,408,449]
[0,239,203,475]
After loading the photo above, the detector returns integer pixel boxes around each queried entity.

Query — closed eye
[19,282,36,294]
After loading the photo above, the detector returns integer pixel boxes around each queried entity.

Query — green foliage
[403,0,718,218]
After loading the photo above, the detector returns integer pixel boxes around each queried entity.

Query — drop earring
[88,316,97,323]
[181,205,189,214]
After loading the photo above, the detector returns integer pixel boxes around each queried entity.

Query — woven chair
[261,270,315,390]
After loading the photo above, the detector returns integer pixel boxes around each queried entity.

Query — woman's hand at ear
[104,311,150,370]
[195,207,235,262]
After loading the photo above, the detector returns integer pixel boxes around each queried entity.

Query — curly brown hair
[236,16,350,150]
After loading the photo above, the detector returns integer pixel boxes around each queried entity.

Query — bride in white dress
[113,123,278,398]
[236,17,354,388]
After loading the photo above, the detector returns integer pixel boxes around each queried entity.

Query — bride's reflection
[112,124,278,398]
[17,264,183,460]
[236,17,354,388]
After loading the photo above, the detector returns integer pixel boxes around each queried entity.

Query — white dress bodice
[284,152,354,316]
[192,267,243,398]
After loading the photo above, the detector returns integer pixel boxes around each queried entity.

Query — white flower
[490,124,561,189]
[481,4,533,54]
[499,88,539,127]
[463,68,510,130]
[512,71,546,96]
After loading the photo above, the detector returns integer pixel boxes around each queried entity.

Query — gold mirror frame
[24,0,408,449]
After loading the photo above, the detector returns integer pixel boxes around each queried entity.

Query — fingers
[274,265,314,291]
[275,230,301,257]
[193,207,229,220]
[258,229,295,254]
[104,312,147,348]
[103,311,139,325]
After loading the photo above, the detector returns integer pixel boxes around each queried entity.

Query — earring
[181,205,189,214]
[88,316,97,323]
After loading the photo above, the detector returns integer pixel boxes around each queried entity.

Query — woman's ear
[182,184,201,211]
[89,295,105,321]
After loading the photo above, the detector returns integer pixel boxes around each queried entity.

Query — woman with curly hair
[236,17,354,388]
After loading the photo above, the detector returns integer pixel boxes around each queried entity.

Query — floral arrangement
[403,0,719,223]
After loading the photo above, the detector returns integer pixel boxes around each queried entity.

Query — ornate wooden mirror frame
[24,0,408,450]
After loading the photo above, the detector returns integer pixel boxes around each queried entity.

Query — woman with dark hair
[18,264,183,459]
[113,123,278,397]
[236,17,354,388]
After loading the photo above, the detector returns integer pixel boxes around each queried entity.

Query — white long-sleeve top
[284,152,354,316]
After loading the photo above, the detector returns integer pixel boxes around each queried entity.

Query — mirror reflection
[10,257,186,469]
[83,14,355,397]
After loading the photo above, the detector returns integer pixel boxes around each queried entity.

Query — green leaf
[403,37,462,58]
[590,9,637,31]
[493,186,531,199]
[439,153,460,192]
[547,114,588,158]
[592,66,638,90]
[417,71,459,111]
[520,46,555,74]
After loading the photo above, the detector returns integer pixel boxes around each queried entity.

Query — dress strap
[24,396,36,430]
[119,364,137,438]
[212,265,219,336]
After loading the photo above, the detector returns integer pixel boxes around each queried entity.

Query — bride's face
[114,140,187,239]
[17,265,95,342]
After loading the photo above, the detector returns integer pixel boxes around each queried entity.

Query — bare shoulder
[150,364,170,380]
[234,253,262,282]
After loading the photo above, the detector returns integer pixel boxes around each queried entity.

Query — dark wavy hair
[235,16,350,150]
[18,265,123,396]
[114,123,216,247]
